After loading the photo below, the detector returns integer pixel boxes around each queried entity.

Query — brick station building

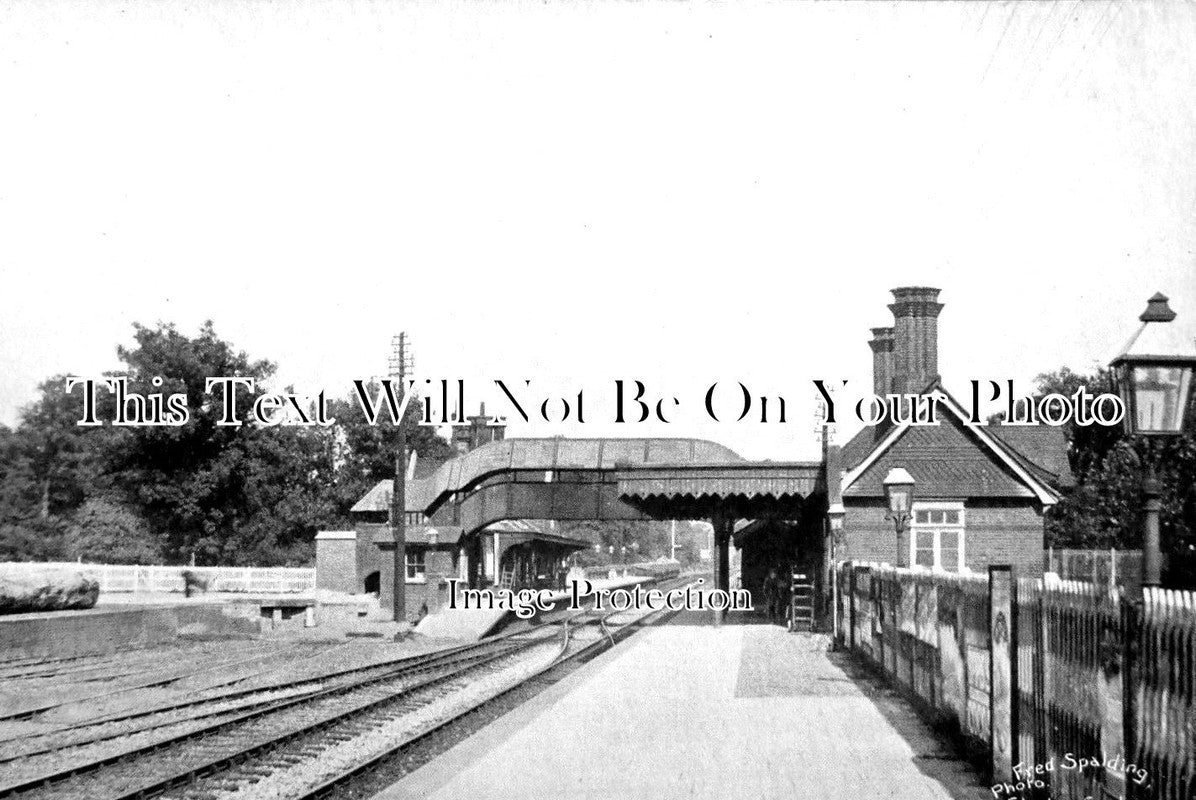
[316,410,588,621]
[316,286,1075,624]
[827,287,1073,576]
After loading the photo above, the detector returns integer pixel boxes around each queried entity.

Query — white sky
[2,0,1194,460]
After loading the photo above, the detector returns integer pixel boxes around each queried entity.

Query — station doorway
[734,518,825,625]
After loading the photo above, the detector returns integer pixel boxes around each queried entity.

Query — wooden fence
[1046,548,1144,594]
[0,562,316,594]
[835,562,1195,800]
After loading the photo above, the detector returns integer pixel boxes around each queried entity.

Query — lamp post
[883,468,916,568]
[827,503,845,645]
[1108,292,1196,588]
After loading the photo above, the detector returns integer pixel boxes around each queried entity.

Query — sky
[2,0,1194,460]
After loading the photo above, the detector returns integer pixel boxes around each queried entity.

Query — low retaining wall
[0,603,261,661]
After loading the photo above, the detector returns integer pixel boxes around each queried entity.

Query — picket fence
[1046,548,1145,593]
[835,561,1195,800]
[0,562,316,594]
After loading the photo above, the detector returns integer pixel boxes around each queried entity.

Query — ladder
[789,572,814,632]
[498,568,516,589]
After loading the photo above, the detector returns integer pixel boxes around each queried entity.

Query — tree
[0,519,69,562]
[0,383,118,561]
[97,321,344,565]
[1033,367,1196,586]
[67,498,163,564]
[8,376,120,519]
[558,519,679,565]
[1029,367,1122,482]
[326,383,455,518]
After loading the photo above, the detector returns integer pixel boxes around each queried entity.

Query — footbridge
[408,438,826,614]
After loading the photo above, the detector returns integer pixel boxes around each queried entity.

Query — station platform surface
[377,609,992,800]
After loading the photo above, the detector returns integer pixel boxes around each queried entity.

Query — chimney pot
[887,287,943,395]
[869,327,895,397]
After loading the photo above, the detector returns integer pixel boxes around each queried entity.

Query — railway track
[0,640,489,758]
[289,579,698,800]
[0,576,697,800]
[0,641,337,723]
[0,632,539,798]
[0,641,291,684]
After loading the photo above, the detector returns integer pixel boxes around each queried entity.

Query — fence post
[842,562,851,647]
[989,565,1014,784]
[1122,592,1142,800]
[1095,587,1127,800]
[848,565,856,650]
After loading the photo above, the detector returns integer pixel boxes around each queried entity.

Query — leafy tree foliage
[0,518,68,562]
[0,322,453,567]
[1035,367,1196,586]
[326,385,455,518]
[560,519,709,566]
[67,498,163,564]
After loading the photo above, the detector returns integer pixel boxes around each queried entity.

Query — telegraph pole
[389,333,414,623]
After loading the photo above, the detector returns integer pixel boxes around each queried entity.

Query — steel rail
[0,631,552,798]
[290,578,698,800]
[58,629,567,800]
[4,574,691,800]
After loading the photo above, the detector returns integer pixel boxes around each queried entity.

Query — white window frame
[909,501,966,572]
[405,549,427,584]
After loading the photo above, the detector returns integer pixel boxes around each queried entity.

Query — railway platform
[376,609,993,800]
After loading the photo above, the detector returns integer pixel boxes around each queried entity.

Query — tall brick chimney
[887,287,943,395]
[869,327,894,396]
[452,403,506,454]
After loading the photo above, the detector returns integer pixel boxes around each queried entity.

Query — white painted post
[989,566,1014,784]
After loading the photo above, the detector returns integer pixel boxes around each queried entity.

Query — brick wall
[842,502,903,565]
[377,544,460,622]
[842,499,1043,577]
[356,522,387,588]
[416,549,458,615]
[965,503,1044,577]
[315,537,358,594]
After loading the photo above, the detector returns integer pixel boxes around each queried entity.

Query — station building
[315,410,589,620]
[827,287,1073,578]
[317,286,1074,625]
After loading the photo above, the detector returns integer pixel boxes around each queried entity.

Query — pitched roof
[349,474,441,516]
[839,386,1071,503]
[843,418,1038,499]
[840,419,1074,489]
[413,455,447,480]
[839,425,880,473]
[350,480,401,515]
[987,425,1074,488]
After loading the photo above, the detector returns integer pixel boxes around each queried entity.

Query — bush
[67,498,163,565]
[0,518,68,562]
